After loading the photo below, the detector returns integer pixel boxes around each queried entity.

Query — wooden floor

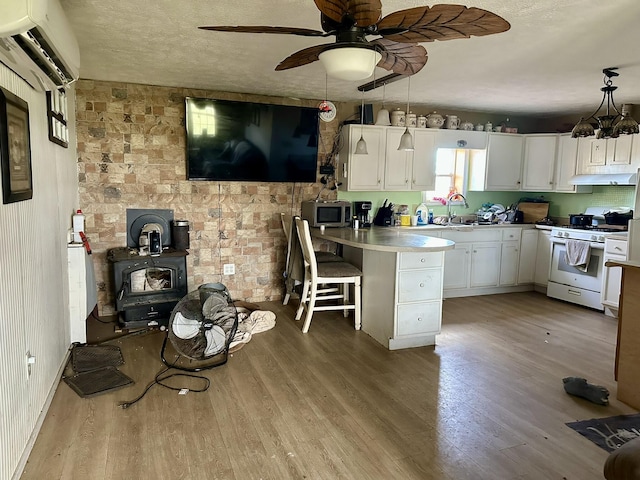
[22,292,637,479]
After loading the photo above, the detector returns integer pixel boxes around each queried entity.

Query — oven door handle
[551,238,605,250]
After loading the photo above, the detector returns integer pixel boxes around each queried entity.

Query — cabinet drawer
[605,239,628,256]
[502,229,521,242]
[399,251,443,270]
[398,269,442,303]
[397,302,441,336]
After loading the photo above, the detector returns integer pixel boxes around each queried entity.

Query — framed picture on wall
[0,87,32,204]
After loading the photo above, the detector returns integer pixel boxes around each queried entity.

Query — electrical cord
[118,363,210,409]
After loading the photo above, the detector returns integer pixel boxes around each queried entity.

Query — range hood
[569,173,637,186]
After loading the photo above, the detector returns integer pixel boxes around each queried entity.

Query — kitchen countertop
[383,223,538,231]
[314,227,454,253]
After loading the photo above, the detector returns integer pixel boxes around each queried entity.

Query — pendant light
[571,67,639,139]
[354,90,368,154]
[375,82,391,126]
[398,76,414,151]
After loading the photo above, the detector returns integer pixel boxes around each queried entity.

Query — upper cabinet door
[589,138,607,166]
[522,134,557,191]
[485,133,525,191]
[555,134,580,192]
[611,135,633,165]
[339,125,386,191]
[384,128,412,190]
[411,129,437,191]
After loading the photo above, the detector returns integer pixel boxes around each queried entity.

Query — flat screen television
[185,97,320,182]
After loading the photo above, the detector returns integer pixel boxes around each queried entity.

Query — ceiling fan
[199,0,510,82]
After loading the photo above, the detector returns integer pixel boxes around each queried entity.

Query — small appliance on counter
[354,201,372,227]
[301,200,351,228]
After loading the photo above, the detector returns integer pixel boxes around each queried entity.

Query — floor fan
[161,283,238,372]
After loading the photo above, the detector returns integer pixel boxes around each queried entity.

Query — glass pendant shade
[571,117,595,138]
[318,47,382,81]
[398,127,414,151]
[397,76,414,151]
[613,114,640,136]
[354,92,368,155]
[354,135,368,154]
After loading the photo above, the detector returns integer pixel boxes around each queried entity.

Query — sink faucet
[447,193,469,224]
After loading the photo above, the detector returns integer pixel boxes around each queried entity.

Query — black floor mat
[72,344,124,373]
[63,366,134,398]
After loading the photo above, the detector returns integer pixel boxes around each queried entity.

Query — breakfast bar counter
[313,227,454,350]
[315,226,455,253]
[605,259,640,410]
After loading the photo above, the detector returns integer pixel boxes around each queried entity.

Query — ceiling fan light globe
[318,47,382,81]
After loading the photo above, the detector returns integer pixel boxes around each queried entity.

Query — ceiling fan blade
[314,0,382,27]
[377,5,510,43]
[275,44,333,71]
[198,25,328,37]
[373,39,428,76]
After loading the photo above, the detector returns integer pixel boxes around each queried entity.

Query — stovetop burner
[561,225,628,233]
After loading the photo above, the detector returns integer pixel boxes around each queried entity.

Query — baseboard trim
[12,348,71,480]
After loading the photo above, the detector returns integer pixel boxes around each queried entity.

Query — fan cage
[162,285,238,372]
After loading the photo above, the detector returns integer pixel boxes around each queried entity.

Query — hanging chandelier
[571,67,639,139]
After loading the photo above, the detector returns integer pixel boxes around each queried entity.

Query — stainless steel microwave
[301,201,352,228]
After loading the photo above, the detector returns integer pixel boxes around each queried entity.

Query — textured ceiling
[61,0,640,116]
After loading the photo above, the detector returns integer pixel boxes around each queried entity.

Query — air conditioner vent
[13,29,73,86]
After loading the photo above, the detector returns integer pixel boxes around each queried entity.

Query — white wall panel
[0,61,79,480]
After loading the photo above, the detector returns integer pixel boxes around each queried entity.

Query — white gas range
[547,207,629,310]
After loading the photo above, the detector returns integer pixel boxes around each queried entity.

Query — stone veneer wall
[75,80,344,315]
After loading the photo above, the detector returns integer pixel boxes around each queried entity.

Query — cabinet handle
[417,317,423,322]
[615,246,623,251]
[419,282,425,287]
[420,258,426,263]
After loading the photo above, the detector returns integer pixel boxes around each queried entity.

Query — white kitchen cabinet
[522,134,557,191]
[435,129,487,150]
[554,134,592,193]
[338,125,385,191]
[339,124,436,192]
[470,243,500,287]
[602,237,628,317]
[443,244,471,290]
[517,229,539,284]
[577,135,635,175]
[384,128,436,190]
[484,133,524,191]
[534,230,552,288]
[500,242,520,286]
[411,129,437,190]
[611,135,633,165]
[384,128,412,189]
[590,138,608,166]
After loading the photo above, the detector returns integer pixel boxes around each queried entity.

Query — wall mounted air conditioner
[0,0,79,91]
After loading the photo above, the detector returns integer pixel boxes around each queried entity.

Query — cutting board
[517,202,549,223]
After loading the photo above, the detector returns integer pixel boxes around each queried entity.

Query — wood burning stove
[108,247,188,328]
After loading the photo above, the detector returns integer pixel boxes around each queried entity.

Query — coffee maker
[354,201,372,228]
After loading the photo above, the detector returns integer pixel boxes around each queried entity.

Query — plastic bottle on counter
[72,209,85,243]
[415,203,428,225]
[428,209,434,224]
